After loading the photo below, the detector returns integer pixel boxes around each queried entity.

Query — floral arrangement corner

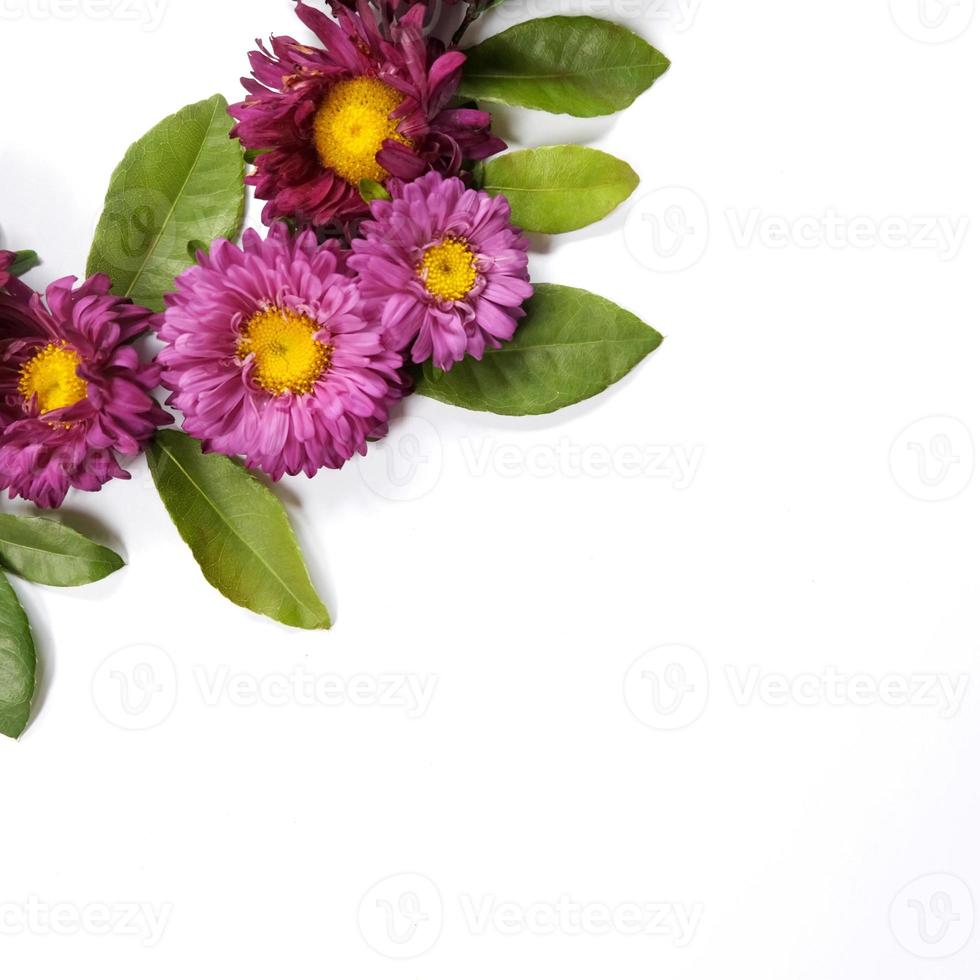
[0,0,669,739]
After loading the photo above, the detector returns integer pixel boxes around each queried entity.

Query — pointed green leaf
[147,430,331,631]
[0,569,36,740]
[10,250,39,277]
[87,94,245,311]
[459,16,670,117]
[359,178,391,204]
[0,515,124,587]
[416,283,662,415]
[473,145,639,233]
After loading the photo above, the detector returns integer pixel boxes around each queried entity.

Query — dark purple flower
[0,270,170,509]
[349,171,533,371]
[229,0,504,228]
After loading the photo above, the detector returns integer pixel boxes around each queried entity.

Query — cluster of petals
[0,261,169,508]
[350,172,533,371]
[156,223,407,480]
[229,0,504,228]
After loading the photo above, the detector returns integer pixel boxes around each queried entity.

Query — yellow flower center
[237,307,332,396]
[417,237,478,302]
[312,76,410,185]
[18,343,88,414]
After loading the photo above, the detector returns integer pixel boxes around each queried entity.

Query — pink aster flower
[0,251,17,292]
[348,171,533,371]
[229,0,504,228]
[156,223,406,480]
[0,269,170,509]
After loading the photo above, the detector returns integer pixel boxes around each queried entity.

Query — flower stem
[451,0,485,47]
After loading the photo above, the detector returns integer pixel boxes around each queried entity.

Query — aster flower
[156,223,406,480]
[0,270,170,509]
[349,171,533,371]
[229,0,504,228]
[0,251,17,292]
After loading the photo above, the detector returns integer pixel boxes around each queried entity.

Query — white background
[1,0,979,975]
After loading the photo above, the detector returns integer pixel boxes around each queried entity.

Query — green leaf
[473,146,639,233]
[359,178,392,204]
[0,515,124,587]
[0,569,36,740]
[244,148,270,165]
[416,283,662,415]
[86,94,245,312]
[147,430,331,631]
[187,239,208,260]
[10,250,39,277]
[459,16,670,117]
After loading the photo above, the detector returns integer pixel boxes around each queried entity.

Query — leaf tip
[359,178,391,204]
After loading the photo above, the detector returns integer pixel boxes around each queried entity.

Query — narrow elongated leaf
[459,16,670,117]
[147,430,331,631]
[474,146,639,233]
[0,515,124,587]
[416,284,661,415]
[0,569,36,740]
[87,94,245,311]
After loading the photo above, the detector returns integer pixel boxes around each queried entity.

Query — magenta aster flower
[229,0,504,228]
[349,171,533,371]
[0,270,170,509]
[156,223,406,480]
[0,251,16,292]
